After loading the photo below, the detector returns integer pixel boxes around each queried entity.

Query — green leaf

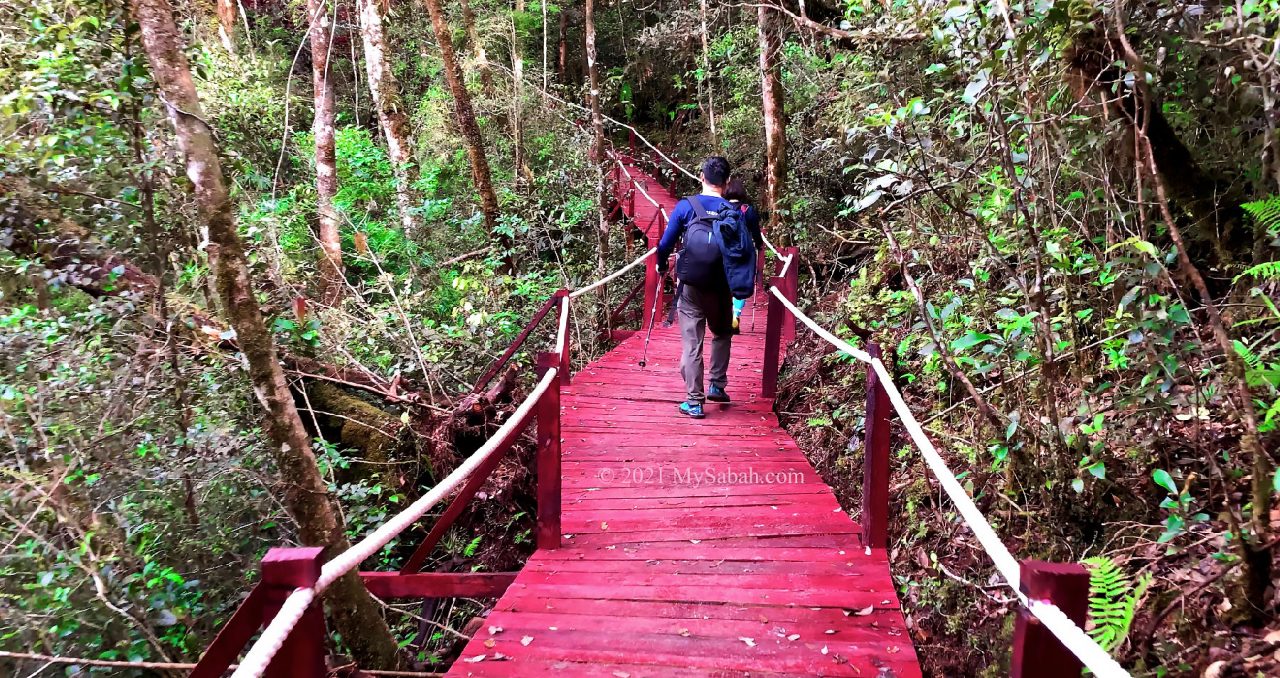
[1152,469,1177,494]
[950,332,996,352]
[1071,478,1084,493]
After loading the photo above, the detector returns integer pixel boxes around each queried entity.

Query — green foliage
[1242,194,1280,235]
[1082,557,1151,652]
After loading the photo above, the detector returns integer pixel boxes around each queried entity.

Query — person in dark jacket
[722,178,764,333]
[657,157,736,419]
[724,178,765,252]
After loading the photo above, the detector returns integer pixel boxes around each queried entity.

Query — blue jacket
[658,195,757,299]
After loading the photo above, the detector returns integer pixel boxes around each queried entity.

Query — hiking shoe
[707,386,731,403]
[679,401,705,419]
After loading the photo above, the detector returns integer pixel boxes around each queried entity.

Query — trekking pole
[638,270,668,368]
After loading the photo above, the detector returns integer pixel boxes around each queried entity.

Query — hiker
[723,178,765,333]
[657,157,756,419]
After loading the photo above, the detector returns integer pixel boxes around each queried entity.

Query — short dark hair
[701,156,731,187]
[724,178,751,203]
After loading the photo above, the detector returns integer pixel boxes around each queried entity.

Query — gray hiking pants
[678,284,733,404]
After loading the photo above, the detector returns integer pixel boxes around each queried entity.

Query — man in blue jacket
[657,157,736,419]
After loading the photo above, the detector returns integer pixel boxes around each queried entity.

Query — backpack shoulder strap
[685,195,709,220]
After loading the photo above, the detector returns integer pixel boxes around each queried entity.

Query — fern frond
[1242,195,1280,234]
[1235,260,1280,283]
[1083,556,1149,652]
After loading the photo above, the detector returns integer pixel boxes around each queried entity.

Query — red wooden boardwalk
[447,166,920,676]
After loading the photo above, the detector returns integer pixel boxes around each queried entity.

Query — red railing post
[862,343,892,549]
[782,246,799,344]
[261,547,326,678]
[535,352,563,548]
[643,236,661,329]
[1011,561,1089,678]
[761,273,786,398]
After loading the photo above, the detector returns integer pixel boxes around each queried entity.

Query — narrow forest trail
[445,164,920,677]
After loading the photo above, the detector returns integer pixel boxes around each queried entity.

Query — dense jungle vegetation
[1,0,1278,675]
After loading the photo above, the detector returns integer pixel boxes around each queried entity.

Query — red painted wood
[782,246,800,343]
[360,571,518,598]
[1011,561,1089,678]
[642,234,659,329]
[260,547,326,678]
[189,584,268,678]
[862,342,892,549]
[536,351,562,549]
[761,274,785,398]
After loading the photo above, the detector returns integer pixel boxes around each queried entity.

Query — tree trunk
[422,0,510,269]
[358,0,424,235]
[557,10,567,82]
[757,5,786,239]
[216,0,236,52]
[130,0,400,667]
[459,0,495,95]
[309,0,344,303]
[700,0,716,142]
[585,0,609,329]
[512,0,531,185]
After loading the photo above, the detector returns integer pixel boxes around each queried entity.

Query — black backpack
[676,196,730,290]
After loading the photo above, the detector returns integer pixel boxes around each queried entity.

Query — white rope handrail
[569,247,657,299]
[760,232,786,261]
[765,286,1130,678]
[230,368,560,678]
[555,294,570,354]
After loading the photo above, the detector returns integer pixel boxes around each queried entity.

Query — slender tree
[216,0,236,52]
[459,0,496,94]
[557,9,567,82]
[357,0,423,234]
[757,4,786,238]
[585,0,609,321]
[512,0,530,184]
[130,0,400,667]
[308,0,344,303]
[421,0,510,266]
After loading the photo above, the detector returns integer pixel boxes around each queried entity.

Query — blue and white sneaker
[679,401,705,419]
[707,385,731,403]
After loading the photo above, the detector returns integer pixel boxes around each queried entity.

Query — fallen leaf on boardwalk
[821,645,829,655]
[483,639,496,648]
[888,645,901,653]
[845,606,874,616]
[690,539,701,544]
[758,615,769,623]
[521,636,534,646]
[492,653,510,661]
[549,626,558,631]
[787,634,801,641]
[463,655,486,663]
[739,637,757,647]
[612,672,631,678]
[488,626,504,635]
[825,629,836,634]
[601,522,608,530]
[677,628,690,637]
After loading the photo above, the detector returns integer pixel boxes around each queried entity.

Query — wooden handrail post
[1011,561,1089,678]
[761,274,786,399]
[261,547,326,678]
[642,236,661,329]
[535,352,563,549]
[862,342,891,549]
[782,246,799,343]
